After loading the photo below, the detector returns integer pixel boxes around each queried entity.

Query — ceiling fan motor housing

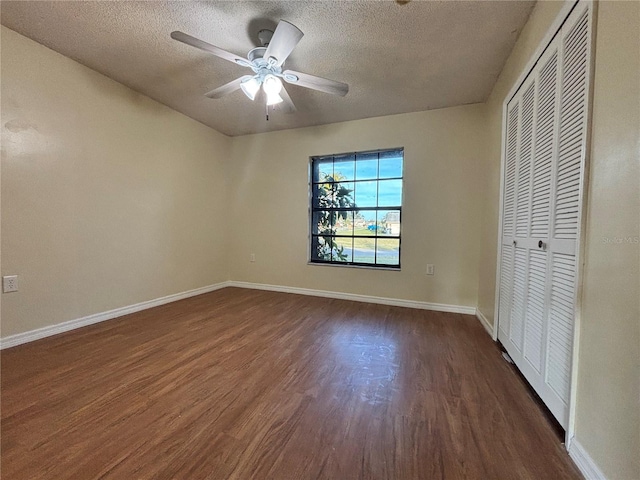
[247,46,267,63]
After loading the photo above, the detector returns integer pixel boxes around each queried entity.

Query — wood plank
[1,287,581,479]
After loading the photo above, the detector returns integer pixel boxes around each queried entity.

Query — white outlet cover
[3,275,18,293]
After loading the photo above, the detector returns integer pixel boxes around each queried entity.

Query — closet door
[500,43,559,411]
[543,2,592,425]
[498,98,520,342]
[497,1,592,429]
[510,77,536,356]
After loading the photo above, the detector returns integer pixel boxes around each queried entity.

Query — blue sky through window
[316,152,403,209]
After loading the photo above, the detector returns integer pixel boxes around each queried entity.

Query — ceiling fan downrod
[257,29,273,47]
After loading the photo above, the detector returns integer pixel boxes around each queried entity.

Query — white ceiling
[1,1,535,137]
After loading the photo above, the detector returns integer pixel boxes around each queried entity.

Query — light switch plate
[426,264,435,276]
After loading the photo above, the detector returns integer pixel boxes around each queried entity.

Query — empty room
[1,0,638,479]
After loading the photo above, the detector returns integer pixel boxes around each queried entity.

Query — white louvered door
[497,1,593,429]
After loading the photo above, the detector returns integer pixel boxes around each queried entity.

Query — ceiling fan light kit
[266,93,283,106]
[263,75,284,106]
[170,19,349,119]
[240,77,260,101]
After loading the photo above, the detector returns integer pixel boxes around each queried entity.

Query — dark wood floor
[1,287,581,479]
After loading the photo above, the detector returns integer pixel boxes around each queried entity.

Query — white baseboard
[0,282,230,350]
[2,280,477,350]
[227,281,476,315]
[475,309,493,336]
[568,439,607,480]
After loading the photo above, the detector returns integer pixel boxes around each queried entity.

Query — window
[310,148,403,268]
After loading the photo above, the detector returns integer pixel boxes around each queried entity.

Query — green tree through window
[314,172,356,261]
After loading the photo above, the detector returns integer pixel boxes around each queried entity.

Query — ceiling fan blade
[205,76,253,99]
[282,70,349,97]
[275,86,297,114]
[170,31,250,67]
[264,20,304,67]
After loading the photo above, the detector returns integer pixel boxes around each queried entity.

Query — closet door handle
[513,240,517,247]
[538,240,546,250]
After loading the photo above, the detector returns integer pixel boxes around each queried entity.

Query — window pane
[376,238,400,266]
[354,181,377,207]
[312,183,328,208]
[333,236,353,263]
[313,181,355,209]
[377,210,401,236]
[377,179,402,207]
[351,211,369,236]
[355,152,378,180]
[313,158,333,183]
[311,235,331,261]
[379,149,403,159]
[312,210,334,235]
[355,210,376,236]
[335,210,354,236]
[379,151,403,179]
[335,182,356,209]
[353,236,376,264]
[333,154,355,181]
[331,240,351,263]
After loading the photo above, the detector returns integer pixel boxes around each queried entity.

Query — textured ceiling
[1,1,535,137]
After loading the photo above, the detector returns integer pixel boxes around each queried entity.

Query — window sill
[307,261,401,272]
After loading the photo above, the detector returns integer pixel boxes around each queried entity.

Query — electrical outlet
[3,275,18,293]
[250,253,256,263]
[426,264,435,276]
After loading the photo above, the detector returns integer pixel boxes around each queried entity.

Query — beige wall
[1,27,231,337]
[575,2,639,478]
[478,1,640,479]
[227,106,486,308]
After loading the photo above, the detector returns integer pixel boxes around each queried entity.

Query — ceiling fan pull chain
[266,102,269,121]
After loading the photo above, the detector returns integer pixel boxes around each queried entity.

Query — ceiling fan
[170,20,349,116]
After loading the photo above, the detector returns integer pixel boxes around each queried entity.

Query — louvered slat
[516,84,535,237]
[503,103,519,238]
[531,51,558,238]
[524,250,547,372]
[499,246,514,336]
[546,254,576,402]
[509,248,527,352]
[554,10,589,239]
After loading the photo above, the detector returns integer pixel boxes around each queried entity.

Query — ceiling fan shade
[240,77,261,101]
[266,93,283,106]
[262,75,282,94]
[276,86,297,114]
[205,75,253,99]
[263,75,283,105]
